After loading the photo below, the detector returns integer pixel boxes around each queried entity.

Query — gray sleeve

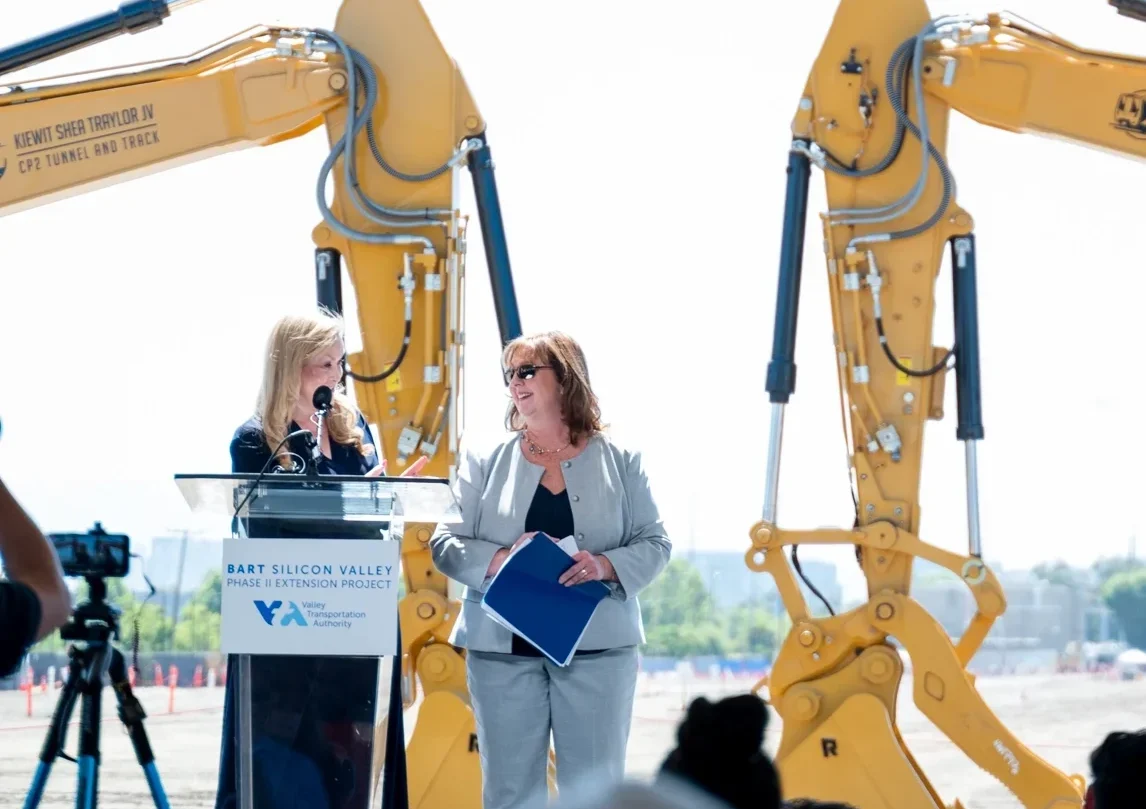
[429,444,505,592]
[601,448,671,600]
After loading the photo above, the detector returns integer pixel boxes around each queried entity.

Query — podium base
[214,652,408,809]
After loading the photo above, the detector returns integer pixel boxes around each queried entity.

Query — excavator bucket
[402,692,482,809]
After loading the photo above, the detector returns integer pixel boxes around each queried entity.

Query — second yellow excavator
[749,1,1146,807]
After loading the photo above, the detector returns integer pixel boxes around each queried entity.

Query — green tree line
[1031,555,1146,648]
[32,559,783,658]
[32,554,1146,657]
[638,559,785,658]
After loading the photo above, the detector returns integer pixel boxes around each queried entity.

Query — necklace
[523,430,570,456]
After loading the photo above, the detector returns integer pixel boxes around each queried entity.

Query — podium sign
[220,537,401,657]
[174,472,461,809]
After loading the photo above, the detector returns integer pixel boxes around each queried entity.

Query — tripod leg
[75,649,104,809]
[23,652,83,809]
[108,649,171,809]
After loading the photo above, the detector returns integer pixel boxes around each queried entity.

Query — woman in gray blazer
[430,330,672,809]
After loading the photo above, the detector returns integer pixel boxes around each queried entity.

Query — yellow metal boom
[751,2,1146,807]
[0,2,520,807]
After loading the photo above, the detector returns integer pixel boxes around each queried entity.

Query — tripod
[23,576,171,809]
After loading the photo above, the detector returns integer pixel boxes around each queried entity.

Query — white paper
[556,534,579,558]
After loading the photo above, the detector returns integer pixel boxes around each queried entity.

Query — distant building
[910,557,1119,669]
[127,533,222,619]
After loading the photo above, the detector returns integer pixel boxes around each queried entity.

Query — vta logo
[253,599,308,627]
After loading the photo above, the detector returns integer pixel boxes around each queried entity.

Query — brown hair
[502,330,605,445]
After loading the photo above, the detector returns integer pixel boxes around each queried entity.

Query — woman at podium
[430,330,672,809]
[231,311,388,482]
[216,310,425,809]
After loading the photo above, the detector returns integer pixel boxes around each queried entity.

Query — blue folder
[480,533,611,666]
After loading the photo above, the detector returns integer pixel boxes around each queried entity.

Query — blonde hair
[255,309,372,469]
[503,330,605,446]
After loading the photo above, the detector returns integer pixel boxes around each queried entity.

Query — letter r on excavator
[821,738,838,758]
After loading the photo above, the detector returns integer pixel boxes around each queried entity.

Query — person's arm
[429,444,507,591]
[230,425,273,474]
[358,412,430,477]
[356,412,380,469]
[0,479,70,642]
[599,449,672,600]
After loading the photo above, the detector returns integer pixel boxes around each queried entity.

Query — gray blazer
[429,431,671,654]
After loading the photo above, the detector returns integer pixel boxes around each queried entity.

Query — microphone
[313,385,333,414]
[232,386,337,518]
[307,385,334,474]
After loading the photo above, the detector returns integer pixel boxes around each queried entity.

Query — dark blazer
[228,411,381,540]
[229,412,378,476]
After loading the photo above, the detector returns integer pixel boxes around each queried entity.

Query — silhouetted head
[1089,728,1146,809]
[657,694,781,809]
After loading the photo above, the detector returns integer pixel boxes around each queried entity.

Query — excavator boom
[0,26,343,215]
[752,2,1146,807]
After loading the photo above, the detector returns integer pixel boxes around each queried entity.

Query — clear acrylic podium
[175,473,462,809]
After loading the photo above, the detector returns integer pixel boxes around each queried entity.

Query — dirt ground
[1,671,1142,808]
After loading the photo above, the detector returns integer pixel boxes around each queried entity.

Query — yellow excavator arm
[0,2,521,807]
[752,2,1146,808]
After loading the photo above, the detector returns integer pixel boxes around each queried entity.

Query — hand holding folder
[480,532,611,666]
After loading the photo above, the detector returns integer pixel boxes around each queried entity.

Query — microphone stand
[306,409,329,479]
[304,385,334,478]
[315,407,328,462]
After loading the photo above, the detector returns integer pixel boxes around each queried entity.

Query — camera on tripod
[24,523,171,809]
[48,522,129,579]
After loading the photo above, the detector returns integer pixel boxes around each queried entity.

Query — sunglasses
[503,363,552,385]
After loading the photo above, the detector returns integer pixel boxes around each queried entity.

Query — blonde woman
[215,308,425,809]
[229,310,427,478]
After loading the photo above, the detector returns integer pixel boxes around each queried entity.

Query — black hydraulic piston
[314,247,349,388]
[315,248,343,315]
[765,146,812,404]
[0,1,173,77]
[1110,0,1146,25]
[950,234,985,441]
[466,133,523,344]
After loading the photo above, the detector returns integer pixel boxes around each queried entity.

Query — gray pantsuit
[430,433,671,809]
[468,647,640,809]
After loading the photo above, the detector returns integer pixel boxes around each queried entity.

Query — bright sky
[1,0,1143,603]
